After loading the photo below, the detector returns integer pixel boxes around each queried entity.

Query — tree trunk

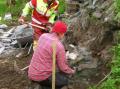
[6,0,16,7]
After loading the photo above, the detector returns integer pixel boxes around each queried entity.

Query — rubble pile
[63,0,116,88]
[0,0,117,88]
[0,24,33,57]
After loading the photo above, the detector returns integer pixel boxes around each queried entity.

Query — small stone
[68,52,78,60]
[16,52,23,58]
[4,13,12,20]
[11,40,17,45]
[67,85,73,89]
[0,29,4,33]
[61,86,68,89]
[104,17,109,22]
[1,88,8,89]
[0,24,8,29]
[0,46,5,54]
[69,44,75,48]
[93,12,102,19]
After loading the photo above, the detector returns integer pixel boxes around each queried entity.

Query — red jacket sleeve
[30,0,36,8]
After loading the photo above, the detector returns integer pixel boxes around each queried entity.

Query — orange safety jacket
[22,0,59,24]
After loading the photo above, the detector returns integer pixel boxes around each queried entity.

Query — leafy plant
[58,0,66,14]
[89,31,120,89]
[115,0,120,21]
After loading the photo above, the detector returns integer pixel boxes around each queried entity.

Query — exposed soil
[0,55,110,89]
[0,52,32,89]
[0,0,115,88]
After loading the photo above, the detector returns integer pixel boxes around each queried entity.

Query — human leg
[38,72,69,89]
[32,26,44,50]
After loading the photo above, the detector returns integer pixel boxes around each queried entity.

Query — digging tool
[28,23,46,30]
[52,41,56,89]
[28,23,51,32]
[21,66,29,71]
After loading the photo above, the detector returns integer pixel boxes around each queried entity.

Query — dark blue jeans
[33,72,68,89]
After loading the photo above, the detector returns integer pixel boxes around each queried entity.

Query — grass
[0,0,28,23]
[0,0,66,24]
[0,0,7,16]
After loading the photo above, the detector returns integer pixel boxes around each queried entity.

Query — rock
[79,68,97,78]
[1,27,15,37]
[0,29,4,33]
[15,52,23,58]
[61,86,68,89]
[78,58,98,71]
[0,24,8,29]
[69,44,76,48]
[67,44,76,52]
[1,88,8,89]
[92,0,98,6]
[93,12,102,19]
[2,39,11,42]
[4,13,12,20]
[87,5,96,9]
[0,46,5,54]
[68,52,78,60]
[13,25,33,47]
[78,47,92,62]
[66,1,80,14]
[11,40,17,45]
[67,85,73,89]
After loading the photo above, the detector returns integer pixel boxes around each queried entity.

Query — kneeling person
[28,21,75,89]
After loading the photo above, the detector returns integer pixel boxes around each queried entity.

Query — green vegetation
[0,0,66,23]
[98,43,120,89]
[0,0,28,22]
[0,0,7,16]
[89,35,120,89]
[89,0,120,89]
[115,0,120,21]
[58,0,66,14]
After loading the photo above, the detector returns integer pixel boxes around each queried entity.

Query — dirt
[0,44,111,89]
[0,0,115,88]
[0,53,32,89]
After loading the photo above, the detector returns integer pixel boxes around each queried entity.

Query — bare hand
[18,16,25,24]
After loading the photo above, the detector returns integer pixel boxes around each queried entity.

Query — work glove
[18,16,25,24]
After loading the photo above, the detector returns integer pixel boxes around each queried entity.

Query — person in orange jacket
[19,0,59,49]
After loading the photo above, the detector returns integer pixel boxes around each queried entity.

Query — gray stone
[0,29,4,33]
[4,13,12,20]
[0,46,5,54]
[93,12,102,18]
[0,24,8,29]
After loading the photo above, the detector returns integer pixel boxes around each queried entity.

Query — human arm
[19,0,35,23]
[56,43,75,74]
[48,1,59,24]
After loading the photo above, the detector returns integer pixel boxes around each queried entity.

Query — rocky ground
[0,0,119,89]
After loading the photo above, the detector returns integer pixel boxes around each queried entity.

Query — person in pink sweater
[28,21,75,89]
